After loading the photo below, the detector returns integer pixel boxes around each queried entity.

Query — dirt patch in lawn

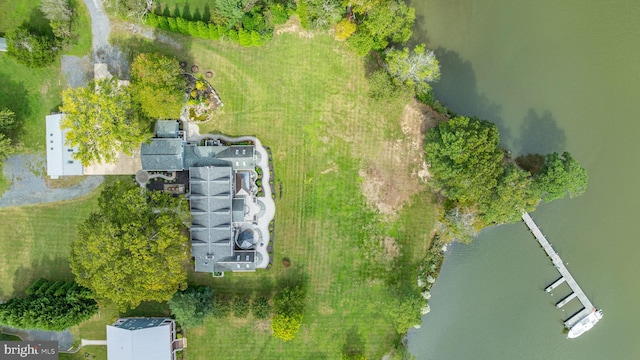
[360,100,447,216]
[275,17,314,39]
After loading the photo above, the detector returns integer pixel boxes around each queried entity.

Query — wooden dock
[521,212,600,332]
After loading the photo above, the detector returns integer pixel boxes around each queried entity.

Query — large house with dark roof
[138,120,275,276]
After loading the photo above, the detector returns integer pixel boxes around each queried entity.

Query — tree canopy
[479,163,538,224]
[533,151,588,202]
[426,117,588,241]
[40,0,74,39]
[6,27,60,68]
[168,286,214,327]
[425,116,504,206]
[60,78,149,166]
[0,109,17,162]
[385,43,440,95]
[69,181,189,310]
[130,53,186,120]
[347,0,415,56]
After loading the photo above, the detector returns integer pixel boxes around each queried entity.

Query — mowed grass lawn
[111,26,437,359]
[0,194,99,300]
[0,0,92,193]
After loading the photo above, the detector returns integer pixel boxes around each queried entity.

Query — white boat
[567,309,603,338]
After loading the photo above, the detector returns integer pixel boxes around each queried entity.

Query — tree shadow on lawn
[0,73,31,140]
[342,326,366,359]
[11,256,74,298]
[26,8,54,37]
[122,301,171,318]
[112,28,196,74]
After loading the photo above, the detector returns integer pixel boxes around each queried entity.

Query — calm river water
[407,1,640,359]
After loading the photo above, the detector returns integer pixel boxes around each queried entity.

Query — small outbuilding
[0,37,7,52]
[45,113,83,179]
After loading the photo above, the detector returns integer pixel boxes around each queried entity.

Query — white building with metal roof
[107,318,184,360]
[45,113,83,179]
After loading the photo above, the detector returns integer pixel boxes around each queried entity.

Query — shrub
[176,17,189,34]
[168,286,214,327]
[25,279,47,295]
[157,16,169,30]
[147,13,160,27]
[251,31,262,46]
[271,314,302,341]
[197,21,209,38]
[367,69,402,100]
[252,296,271,319]
[211,297,231,318]
[269,4,289,25]
[238,28,252,46]
[226,28,239,41]
[167,17,178,32]
[0,279,97,331]
[188,20,199,37]
[208,24,221,40]
[232,296,250,318]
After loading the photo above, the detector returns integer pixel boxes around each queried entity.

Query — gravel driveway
[0,326,74,351]
[84,0,110,53]
[0,154,103,208]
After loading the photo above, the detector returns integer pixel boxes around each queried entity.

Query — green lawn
[0,11,437,360]
[109,27,437,359]
[0,0,92,194]
[0,194,99,300]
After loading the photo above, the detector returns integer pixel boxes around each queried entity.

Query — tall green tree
[69,181,189,310]
[425,116,504,206]
[347,0,415,56]
[385,43,440,95]
[435,206,482,244]
[168,286,214,327]
[298,0,344,30]
[479,163,538,224]
[6,27,60,68]
[60,78,149,166]
[40,0,74,38]
[533,151,588,202]
[130,53,186,120]
[212,0,244,28]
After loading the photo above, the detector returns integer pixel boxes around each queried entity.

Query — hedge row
[0,279,97,331]
[146,13,271,47]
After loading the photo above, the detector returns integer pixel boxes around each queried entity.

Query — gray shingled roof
[190,167,234,273]
[183,144,255,170]
[141,139,184,171]
[155,120,179,138]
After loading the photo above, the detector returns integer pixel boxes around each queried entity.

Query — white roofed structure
[45,113,83,179]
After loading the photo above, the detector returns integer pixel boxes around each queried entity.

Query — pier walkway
[521,212,601,334]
